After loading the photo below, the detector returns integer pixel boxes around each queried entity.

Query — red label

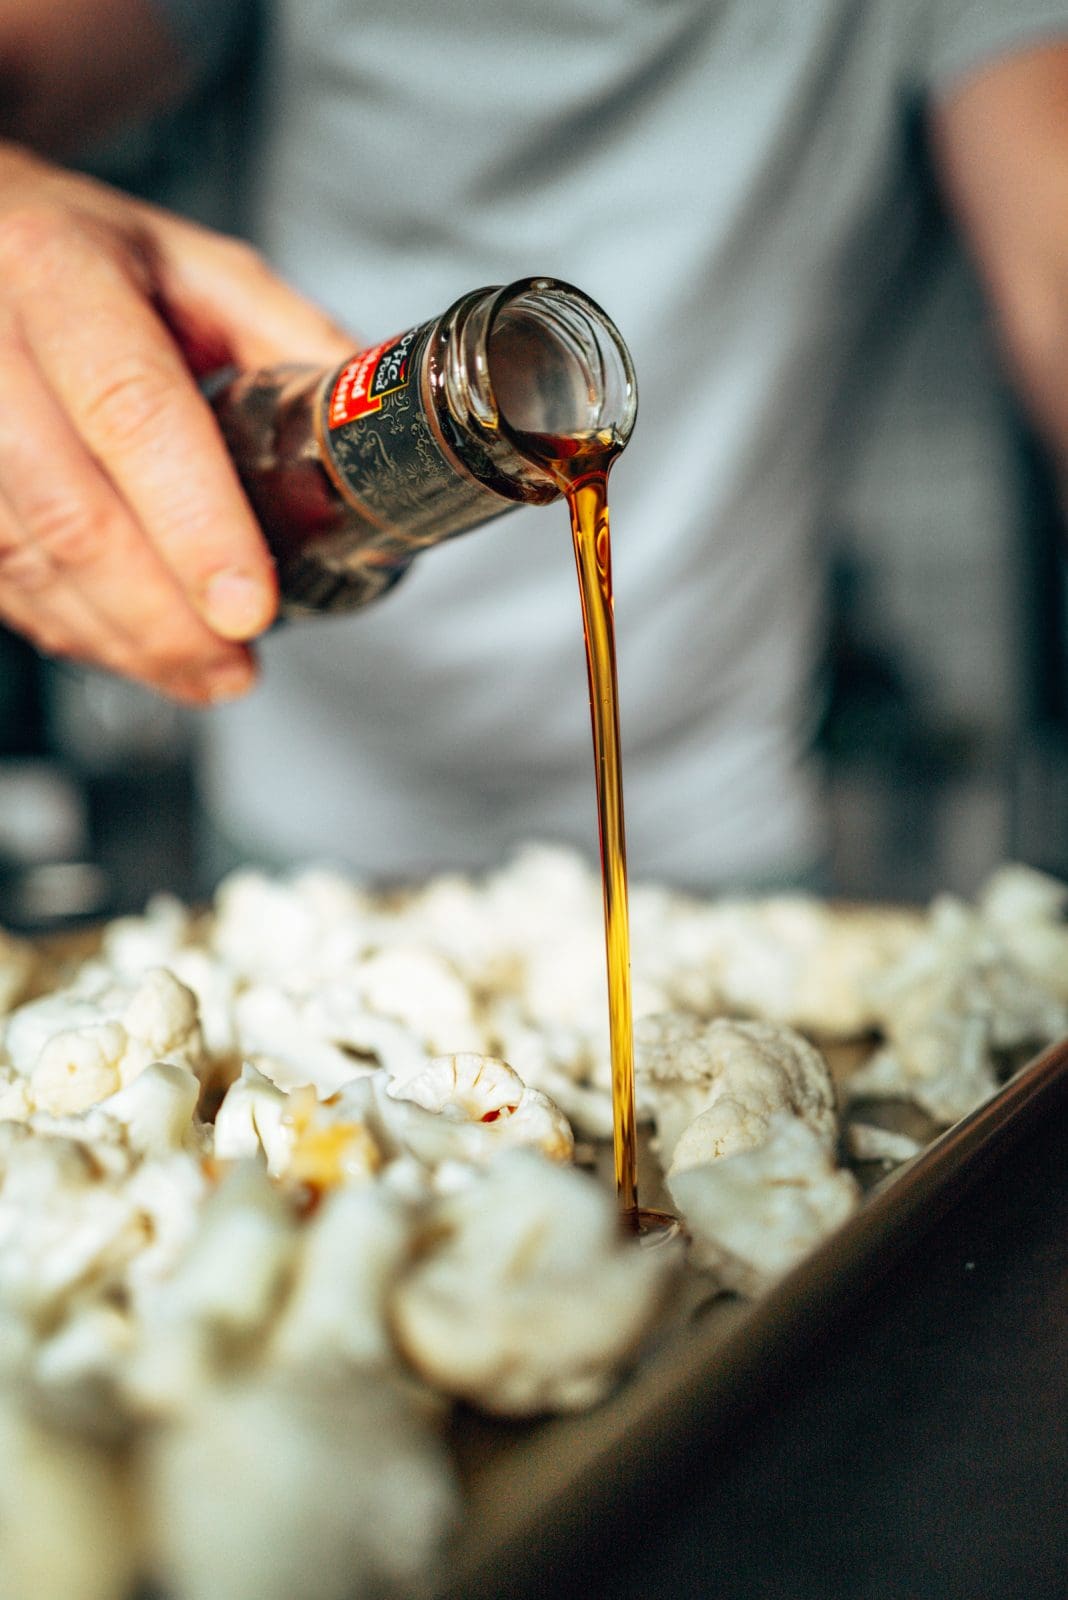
[327,330,415,429]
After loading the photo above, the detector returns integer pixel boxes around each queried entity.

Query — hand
[0,142,354,703]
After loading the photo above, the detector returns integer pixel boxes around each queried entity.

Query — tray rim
[425,1034,1068,1600]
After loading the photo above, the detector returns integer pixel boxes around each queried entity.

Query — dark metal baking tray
[420,1036,1068,1600]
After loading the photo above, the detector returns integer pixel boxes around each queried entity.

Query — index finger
[8,213,279,641]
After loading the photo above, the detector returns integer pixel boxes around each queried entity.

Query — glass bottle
[209,276,638,615]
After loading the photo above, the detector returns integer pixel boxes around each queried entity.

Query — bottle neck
[429,277,638,504]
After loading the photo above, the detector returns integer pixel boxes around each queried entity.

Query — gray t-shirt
[155,0,1068,888]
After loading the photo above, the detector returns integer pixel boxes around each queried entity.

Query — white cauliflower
[0,1123,146,1324]
[33,1302,136,1433]
[850,885,1068,1124]
[635,1013,838,1171]
[4,966,204,1117]
[350,945,486,1055]
[10,844,1054,1600]
[234,981,426,1096]
[98,898,241,1064]
[846,1121,924,1167]
[338,1057,574,1175]
[99,893,194,975]
[976,863,1068,1000]
[484,996,615,1137]
[215,1069,384,1196]
[690,896,923,1039]
[386,869,520,990]
[210,867,375,990]
[0,1063,31,1122]
[269,1184,415,1371]
[99,1061,202,1158]
[394,1053,574,1162]
[213,1064,294,1177]
[121,1154,212,1298]
[144,1368,458,1600]
[668,1113,859,1296]
[123,1162,298,1419]
[0,1389,136,1600]
[390,1150,676,1415]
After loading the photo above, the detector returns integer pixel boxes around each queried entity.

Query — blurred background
[3,11,1068,931]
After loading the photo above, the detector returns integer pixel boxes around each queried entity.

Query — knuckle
[0,532,54,594]
[0,204,72,275]
[78,353,177,449]
[0,493,115,587]
[211,233,271,280]
[43,514,110,574]
[28,496,111,573]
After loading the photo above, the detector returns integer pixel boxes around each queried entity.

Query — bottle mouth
[485,277,638,466]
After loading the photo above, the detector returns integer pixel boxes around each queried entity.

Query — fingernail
[203,568,275,638]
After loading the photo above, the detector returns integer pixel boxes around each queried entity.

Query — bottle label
[320,321,503,542]
[327,330,418,428]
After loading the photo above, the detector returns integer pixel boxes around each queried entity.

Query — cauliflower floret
[390,1150,676,1415]
[484,997,614,1137]
[99,900,241,1064]
[33,1302,137,1435]
[976,863,1068,1000]
[144,1368,458,1600]
[481,844,605,962]
[213,1064,294,1177]
[667,1113,859,1296]
[0,1389,136,1600]
[846,1121,924,1167]
[6,967,204,1118]
[234,982,425,1096]
[689,897,923,1039]
[628,882,726,1015]
[215,1069,385,1195]
[99,893,193,976]
[351,945,486,1055]
[0,1124,146,1322]
[387,870,519,989]
[636,1013,838,1170]
[270,1184,415,1370]
[851,886,1068,1124]
[122,1153,212,1297]
[402,1053,572,1145]
[122,968,203,1071]
[124,1162,298,1418]
[361,1056,574,1171]
[282,1086,383,1194]
[30,1023,127,1115]
[136,1161,295,1341]
[98,1061,202,1158]
[210,867,375,990]
[0,1062,32,1122]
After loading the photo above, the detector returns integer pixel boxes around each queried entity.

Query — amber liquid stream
[516,429,676,1241]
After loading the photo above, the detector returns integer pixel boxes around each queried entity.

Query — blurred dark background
[3,17,1068,931]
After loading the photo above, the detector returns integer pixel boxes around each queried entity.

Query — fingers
[0,204,279,689]
[146,211,358,373]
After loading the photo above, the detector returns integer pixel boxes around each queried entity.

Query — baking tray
[420,1034,1068,1600]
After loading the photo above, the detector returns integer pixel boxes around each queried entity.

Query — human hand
[0,142,354,703]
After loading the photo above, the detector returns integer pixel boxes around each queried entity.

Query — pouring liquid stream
[513,427,676,1240]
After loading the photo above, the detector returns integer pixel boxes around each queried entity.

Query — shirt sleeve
[912,0,1068,96]
[146,0,260,85]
